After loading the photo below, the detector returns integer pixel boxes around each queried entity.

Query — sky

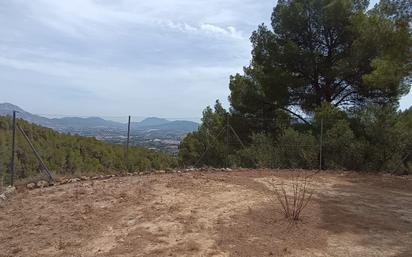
[1,0,408,120]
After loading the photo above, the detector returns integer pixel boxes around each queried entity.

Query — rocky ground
[1,169,412,257]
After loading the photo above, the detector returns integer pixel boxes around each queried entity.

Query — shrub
[268,172,314,222]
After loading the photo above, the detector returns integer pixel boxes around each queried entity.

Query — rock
[0,186,16,205]
[26,183,36,190]
[37,180,49,188]
[68,178,81,183]
[6,186,16,194]
[80,176,89,181]
[156,170,166,174]
[138,172,144,176]
[58,179,69,185]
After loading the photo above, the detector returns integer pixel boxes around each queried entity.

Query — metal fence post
[319,118,324,171]
[10,111,17,186]
[125,115,131,171]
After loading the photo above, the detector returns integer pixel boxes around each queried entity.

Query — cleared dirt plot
[1,170,412,257]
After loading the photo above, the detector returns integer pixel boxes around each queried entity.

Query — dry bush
[268,172,314,222]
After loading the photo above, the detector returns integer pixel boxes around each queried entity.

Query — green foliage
[0,117,176,181]
[178,101,228,167]
[229,0,411,118]
[179,0,412,174]
[179,102,412,174]
[347,104,412,173]
[243,129,317,169]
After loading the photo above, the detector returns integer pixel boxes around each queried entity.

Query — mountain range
[0,103,199,134]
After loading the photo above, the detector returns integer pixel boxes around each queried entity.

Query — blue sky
[1,0,408,119]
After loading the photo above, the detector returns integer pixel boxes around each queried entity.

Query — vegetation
[179,0,412,174]
[229,0,411,124]
[0,117,177,183]
[268,173,314,222]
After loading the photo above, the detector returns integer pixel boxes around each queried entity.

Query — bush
[236,129,318,169]
[268,172,314,222]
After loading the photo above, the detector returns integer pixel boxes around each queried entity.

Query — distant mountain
[150,120,199,132]
[0,103,122,129]
[0,102,199,154]
[0,102,198,134]
[134,117,170,127]
[51,117,123,129]
[0,103,54,126]
[132,117,199,132]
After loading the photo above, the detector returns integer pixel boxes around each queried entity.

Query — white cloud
[2,0,398,118]
[0,51,240,117]
[161,21,243,39]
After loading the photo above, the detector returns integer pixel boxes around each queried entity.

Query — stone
[26,183,36,190]
[37,180,49,188]
[6,186,16,194]
[68,178,81,183]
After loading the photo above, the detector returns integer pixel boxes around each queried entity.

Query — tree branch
[280,107,311,125]
[334,91,357,107]
[331,83,349,101]
[259,96,311,125]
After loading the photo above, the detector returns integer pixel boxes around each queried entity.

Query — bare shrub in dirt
[268,172,314,222]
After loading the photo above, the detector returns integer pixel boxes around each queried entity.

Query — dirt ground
[1,169,412,257]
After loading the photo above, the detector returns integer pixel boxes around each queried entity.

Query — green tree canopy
[229,0,411,123]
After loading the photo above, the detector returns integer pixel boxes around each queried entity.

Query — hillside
[0,116,176,182]
[0,103,198,132]
[0,103,199,154]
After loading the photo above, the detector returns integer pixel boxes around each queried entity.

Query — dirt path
[1,170,411,257]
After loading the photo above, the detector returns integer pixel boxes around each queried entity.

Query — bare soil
[1,170,412,257]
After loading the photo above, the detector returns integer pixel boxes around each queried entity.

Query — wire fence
[189,115,412,174]
[0,111,199,188]
[189,116,324,170]
[1,109,412,190]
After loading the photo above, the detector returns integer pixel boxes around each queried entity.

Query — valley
[0,103,199,154]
